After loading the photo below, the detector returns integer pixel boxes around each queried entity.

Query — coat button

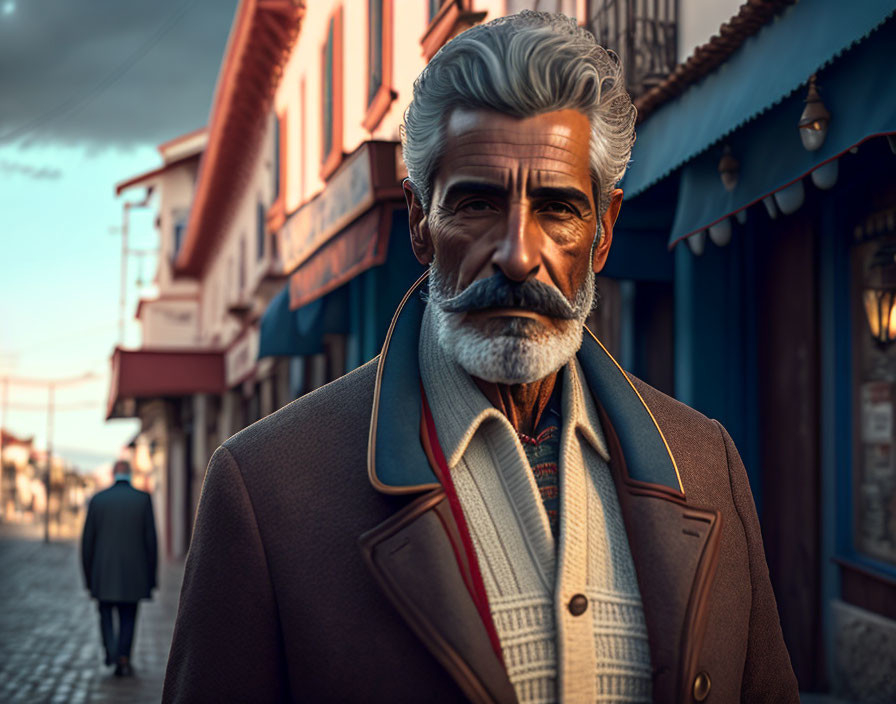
[568,594,588,616]
[693,671,711,701]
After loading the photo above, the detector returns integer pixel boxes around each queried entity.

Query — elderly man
[164,12,797,704]
[82,459,157,677]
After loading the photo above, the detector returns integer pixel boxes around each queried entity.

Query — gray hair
[401,10,636,215]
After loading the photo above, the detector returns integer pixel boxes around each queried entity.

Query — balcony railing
[584,0,678,98]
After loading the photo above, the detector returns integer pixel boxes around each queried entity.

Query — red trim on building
[635,0,796,123]
[420,0,485,62]
[134,294,199,321]
[362,0,397,133]
[115,152,201,196]
[106,347,226,420]
[320,6,345,181]
[175,0,306,278]
[156,126,208,156]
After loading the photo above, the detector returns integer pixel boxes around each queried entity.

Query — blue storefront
[613,1,896,696]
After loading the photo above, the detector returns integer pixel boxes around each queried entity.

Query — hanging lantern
[709,218,732,247]
[799,74,831,152]
[811,159,839,190]
[718,145,739,192]
[774,179,805,215]
[687,230,707,256]
[863,242,896,350]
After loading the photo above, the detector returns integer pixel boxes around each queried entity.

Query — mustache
[434,273,580,320]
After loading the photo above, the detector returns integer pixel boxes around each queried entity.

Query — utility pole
[0,372,96,542]
[0,377,7,518]
[44,383,54,543]
[117,188,156,346]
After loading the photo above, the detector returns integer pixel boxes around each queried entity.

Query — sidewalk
[0,522,184,704]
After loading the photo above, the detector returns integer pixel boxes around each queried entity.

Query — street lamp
[863,242,896,350]
[799,74,831,152]
[718,145,739,192]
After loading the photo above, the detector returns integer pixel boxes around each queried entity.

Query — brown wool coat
[163,301,799,704]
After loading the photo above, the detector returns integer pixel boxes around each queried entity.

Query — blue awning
[667,16,896,247]
[622,0,896,199]
[258,283,349,359]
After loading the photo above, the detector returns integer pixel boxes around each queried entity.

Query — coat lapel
[362,272,516,703]
[579,328,723,704]
[363,274,722,704]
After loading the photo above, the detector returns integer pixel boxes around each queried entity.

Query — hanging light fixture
[687,230,707,256]
[811,160,839,190]
[799,74,831,152]
[774,179,805,215]
[762,195,779,220]
[709,218,732,247]
[718,145,739,192]
[863,242,896,350]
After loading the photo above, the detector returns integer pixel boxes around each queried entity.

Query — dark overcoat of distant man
[81,459,157,677]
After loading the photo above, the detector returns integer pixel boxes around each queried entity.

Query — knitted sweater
[419,306,652,703]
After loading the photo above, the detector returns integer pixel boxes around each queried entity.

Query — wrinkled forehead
[437,107,593,191]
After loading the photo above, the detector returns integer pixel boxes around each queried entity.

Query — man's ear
[403,179,434,266]
[592,188,623,273]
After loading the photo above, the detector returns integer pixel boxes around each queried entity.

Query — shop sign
[226,326,260,387]
[288,206,391,310]
[277,146,374,275]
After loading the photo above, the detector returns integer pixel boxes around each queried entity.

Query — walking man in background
[81,459,157,677]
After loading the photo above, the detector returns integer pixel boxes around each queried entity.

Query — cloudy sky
[0,0,238,471]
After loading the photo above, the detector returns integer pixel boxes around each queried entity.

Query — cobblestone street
[0,522,183,703]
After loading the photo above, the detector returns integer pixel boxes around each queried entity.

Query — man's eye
[459,199,496,212]
[540,201,575,215]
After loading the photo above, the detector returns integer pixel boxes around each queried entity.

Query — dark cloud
[0,0,239,148]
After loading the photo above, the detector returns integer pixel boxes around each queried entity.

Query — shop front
[619,1,896,695]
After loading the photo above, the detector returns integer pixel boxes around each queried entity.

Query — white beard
[427,265,595,385]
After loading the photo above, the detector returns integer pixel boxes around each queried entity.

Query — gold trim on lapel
[584,325,684,494]
[367,270,439,494]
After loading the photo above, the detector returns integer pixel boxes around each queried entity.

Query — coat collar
[367,271,683,496]
[363,274,720,704]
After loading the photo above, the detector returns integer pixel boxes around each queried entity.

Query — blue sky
[0,0,237,471]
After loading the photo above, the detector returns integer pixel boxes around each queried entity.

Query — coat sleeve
[162,446,291,703]
[80,499,96,592]
[144,493,158,591]
[715,421,800,702]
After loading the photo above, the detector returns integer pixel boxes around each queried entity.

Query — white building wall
[677,0,744,63]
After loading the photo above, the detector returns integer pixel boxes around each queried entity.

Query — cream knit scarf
[419,305,652,704]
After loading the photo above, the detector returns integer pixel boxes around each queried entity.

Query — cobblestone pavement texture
[0,522,184,704]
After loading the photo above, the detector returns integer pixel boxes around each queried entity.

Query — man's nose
[491,202,542,282]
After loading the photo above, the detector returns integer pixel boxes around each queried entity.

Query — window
[320,8,344,179]
[256,201,266,261]
[172,209,189,261]
[852,230,896,568]
[272,114,281,201]
[363,0,394,132]
[267,111,287,232]
[368,0,383,105]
